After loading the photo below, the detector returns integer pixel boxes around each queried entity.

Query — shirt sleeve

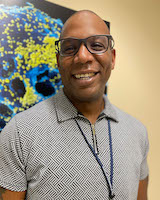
[0,116,27,191]
[140,128,149,180]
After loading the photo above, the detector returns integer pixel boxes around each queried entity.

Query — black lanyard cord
[75,119,115,199]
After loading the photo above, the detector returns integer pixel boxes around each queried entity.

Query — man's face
[57,12,116,104]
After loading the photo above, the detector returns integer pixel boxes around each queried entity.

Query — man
[0,10,149,199]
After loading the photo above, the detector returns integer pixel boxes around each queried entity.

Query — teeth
[74,73,95,79]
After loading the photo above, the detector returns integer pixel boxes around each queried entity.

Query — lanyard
[75,119,115,199]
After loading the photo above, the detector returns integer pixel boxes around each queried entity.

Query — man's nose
[74,43,94,64]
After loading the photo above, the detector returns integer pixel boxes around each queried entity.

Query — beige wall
[48,0,160,198]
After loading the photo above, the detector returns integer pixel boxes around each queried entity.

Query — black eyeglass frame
[55,34,114,56]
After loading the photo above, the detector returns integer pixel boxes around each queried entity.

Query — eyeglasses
[55,35,114,56]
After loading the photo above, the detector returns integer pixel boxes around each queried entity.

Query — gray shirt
[0,89,149,199]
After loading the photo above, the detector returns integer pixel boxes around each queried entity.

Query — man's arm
[0,187,26,200]
[137,176,149,200]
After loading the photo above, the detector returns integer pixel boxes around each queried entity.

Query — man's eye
[62,45,76,54]
[90,43,105,51]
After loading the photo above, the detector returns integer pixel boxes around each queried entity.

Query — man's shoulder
[104,96,146,131]
[16,94,56,121]
[0,91,66,145]
[14,88,75,124]
[13,90,67,130]
[112,104,147,133]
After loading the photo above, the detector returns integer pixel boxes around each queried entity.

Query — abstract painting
[0,0,75,131]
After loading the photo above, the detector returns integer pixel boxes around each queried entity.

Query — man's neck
[72,97,105,124]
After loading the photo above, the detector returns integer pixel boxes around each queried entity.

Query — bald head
[60,10,110,39]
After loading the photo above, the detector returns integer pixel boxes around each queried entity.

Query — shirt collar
[55,89,119,123]
[55,89,78,122]
[102,94,119,122]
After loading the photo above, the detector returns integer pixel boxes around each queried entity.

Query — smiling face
[56,11,116,104]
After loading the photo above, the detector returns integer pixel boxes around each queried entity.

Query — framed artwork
[0,0,76,131]
[0,0,110,132]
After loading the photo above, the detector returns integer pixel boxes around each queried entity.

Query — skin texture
[137,176,149,200]
[0,187,26,200]
[0,187,5,199]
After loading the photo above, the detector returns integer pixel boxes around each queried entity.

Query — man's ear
[56,53,60,69]
[111,49,116,70]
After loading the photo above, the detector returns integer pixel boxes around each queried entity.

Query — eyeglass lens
[58,35,110,56]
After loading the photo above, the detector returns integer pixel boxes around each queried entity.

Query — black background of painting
[0,0,110,27]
